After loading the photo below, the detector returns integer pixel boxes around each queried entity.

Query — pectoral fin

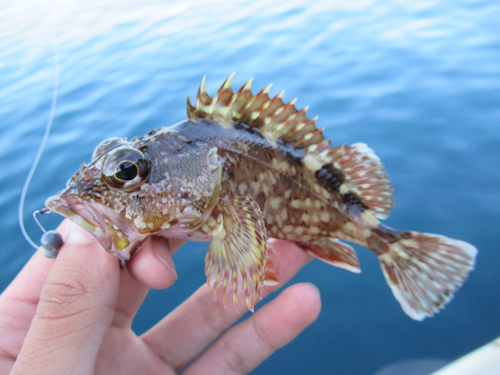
[204,196,268,311]
[264,241,280,286]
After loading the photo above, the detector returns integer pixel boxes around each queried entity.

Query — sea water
[1,1,499,374]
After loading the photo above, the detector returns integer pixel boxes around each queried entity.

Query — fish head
[45,130,223,262]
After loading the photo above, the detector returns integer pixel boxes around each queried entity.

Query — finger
[0,220,69,362]
[184,282,321,375]
[0,250,54,372]
[126,236,184,290]
[10,221,121,375]
[111,237,184,328]
[0,220,68,311]
[141,239,313,370]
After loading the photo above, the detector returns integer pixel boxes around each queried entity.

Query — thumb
[11,221,121,375]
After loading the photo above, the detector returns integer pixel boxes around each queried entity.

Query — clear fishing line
[18,34,60,250]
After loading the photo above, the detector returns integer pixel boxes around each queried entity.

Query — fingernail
[64,221,96,244]
[154,244,178,280]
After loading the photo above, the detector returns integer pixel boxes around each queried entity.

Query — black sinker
[315,163,345,192]
[116,161,138,181]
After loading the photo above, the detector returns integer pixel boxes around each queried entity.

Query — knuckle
[222,339,246,374]
[0,346,16,362]
[253,317,279,352]
[36,264,99,322]
[37,280,94,321]
[196,288,230,335]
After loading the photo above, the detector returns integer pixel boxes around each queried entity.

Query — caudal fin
[378,232,477,321]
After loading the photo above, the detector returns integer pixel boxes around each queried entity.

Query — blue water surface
[1,1,499,374]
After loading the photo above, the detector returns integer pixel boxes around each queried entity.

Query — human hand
[0,220,321,374]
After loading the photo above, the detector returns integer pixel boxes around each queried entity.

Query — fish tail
[375,227,477,321]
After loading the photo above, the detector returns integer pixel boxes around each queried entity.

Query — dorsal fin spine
[187,74,330,151]
[186,94,194,115]
[272,94,293,118]
[261,84,272,95]
[240,78,253,92]
[196,76,209,107]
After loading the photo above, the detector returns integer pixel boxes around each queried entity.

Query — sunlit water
[1,1,499,374]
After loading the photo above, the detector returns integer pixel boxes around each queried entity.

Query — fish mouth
[45,190,146,261]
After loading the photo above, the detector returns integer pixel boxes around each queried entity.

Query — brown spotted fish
[45,74,477,320]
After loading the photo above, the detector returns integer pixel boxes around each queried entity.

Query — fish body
[45,74,477,320]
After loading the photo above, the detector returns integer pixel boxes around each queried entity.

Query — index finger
[0,221,69,345]
[141,239,314,370]
[10,221,121,375]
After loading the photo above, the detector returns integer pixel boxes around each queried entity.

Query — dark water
[1,1,499,374]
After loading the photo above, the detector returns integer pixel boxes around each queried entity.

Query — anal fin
[205,196,268,312]
[305,238,361,273]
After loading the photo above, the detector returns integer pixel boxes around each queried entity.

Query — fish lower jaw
[45,194,148,261]
[157,224,211,242]
[109,234,150,267]
[114,251,130,268]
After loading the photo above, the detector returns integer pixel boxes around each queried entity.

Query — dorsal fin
[187,75,394,219]
[308,142,394,219]
[187,73,330,151]
[334,143,394,218]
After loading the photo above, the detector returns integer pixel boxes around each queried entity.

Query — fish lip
[45,191,114,251]
[45,190,149,261]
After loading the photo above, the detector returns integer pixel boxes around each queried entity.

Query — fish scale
[45,74,477,320]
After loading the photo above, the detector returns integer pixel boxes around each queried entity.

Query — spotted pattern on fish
[45,74,477,320]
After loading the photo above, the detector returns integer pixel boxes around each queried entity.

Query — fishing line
[18,32,60,250]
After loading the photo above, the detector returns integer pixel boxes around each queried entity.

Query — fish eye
[115,160,138,181]
[92,137,129,160]
[102,147,151,191]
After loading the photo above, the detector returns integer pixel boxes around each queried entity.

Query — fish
[44,74,477,320]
